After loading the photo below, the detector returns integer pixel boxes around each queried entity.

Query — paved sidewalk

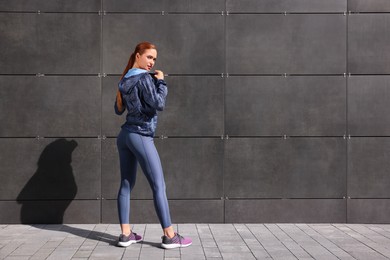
[1,224,390,259]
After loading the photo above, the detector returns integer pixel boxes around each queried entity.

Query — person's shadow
[16,139,117,244]
[17,138,78,224]
[16,138,160,247]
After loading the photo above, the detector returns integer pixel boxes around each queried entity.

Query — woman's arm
[141,73,168,111]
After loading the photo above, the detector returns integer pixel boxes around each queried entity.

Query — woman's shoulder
[139,72,156,84]
[140,72,154,79]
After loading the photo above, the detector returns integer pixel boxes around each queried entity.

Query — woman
[114,42,192,249]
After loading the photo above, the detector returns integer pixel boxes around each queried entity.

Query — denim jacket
[115,68,168,137]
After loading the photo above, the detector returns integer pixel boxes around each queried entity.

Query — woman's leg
[117,130,138,235]
[126,133,172,231]
[125,133,192,249]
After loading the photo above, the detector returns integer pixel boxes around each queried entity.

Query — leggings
[116,129,172,228]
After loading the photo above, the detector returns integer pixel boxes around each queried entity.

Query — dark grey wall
[1,0,390,224]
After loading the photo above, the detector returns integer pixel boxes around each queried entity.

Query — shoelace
[121,232,137,240]
[177,233,182,244]
[163,233,184,244]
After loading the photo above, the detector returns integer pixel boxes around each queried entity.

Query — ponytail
[120,53,136,80]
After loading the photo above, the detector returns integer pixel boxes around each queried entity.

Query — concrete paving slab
[1,224,390,259]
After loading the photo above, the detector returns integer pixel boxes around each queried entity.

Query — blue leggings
[117,129,172,228]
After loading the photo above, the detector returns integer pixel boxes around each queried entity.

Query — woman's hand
[154,70,164,80]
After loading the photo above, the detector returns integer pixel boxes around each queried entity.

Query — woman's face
[135,49,157,71]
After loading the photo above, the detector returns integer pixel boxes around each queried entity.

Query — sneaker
[117,232,142,247]
[161,233,192,249]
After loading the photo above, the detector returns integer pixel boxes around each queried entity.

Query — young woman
[114,42,192,249]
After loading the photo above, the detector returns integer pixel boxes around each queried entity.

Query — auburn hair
[120,42,157,79]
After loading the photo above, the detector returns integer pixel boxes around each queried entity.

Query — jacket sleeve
[140,74,168,111]
[114,89,126,115]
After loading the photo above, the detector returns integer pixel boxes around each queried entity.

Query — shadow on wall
[17,139,78,224]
